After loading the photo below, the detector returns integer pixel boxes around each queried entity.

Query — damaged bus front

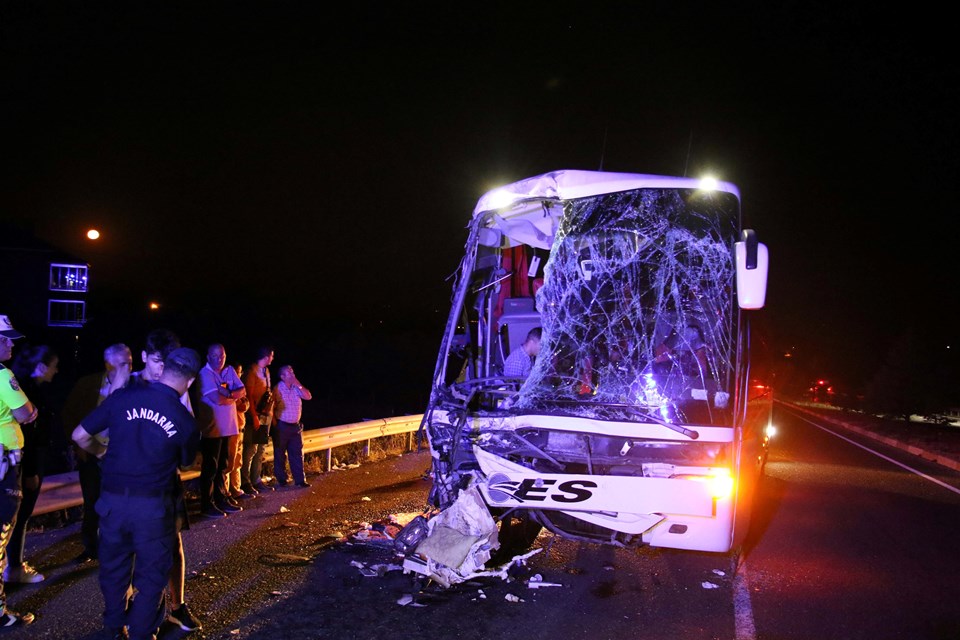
[417,170,771,575]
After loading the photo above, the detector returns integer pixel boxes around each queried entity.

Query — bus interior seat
[498,297,541,360]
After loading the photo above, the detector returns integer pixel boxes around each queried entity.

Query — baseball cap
[164,347,202,377]
[0,315,25,339]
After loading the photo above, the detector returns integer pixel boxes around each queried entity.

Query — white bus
[418,170,772,565]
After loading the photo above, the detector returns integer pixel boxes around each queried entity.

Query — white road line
[795,414,960,496]
[732,556,757,640]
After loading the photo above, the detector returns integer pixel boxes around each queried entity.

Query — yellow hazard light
[707,472,734,499]
[682,470,735,500]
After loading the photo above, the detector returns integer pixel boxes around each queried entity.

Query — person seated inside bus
[502,327,542,379]
[653,323,709,377]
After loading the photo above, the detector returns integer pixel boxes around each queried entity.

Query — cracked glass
[434,187,740,429]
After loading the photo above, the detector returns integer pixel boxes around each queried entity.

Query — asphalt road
[6,405,960,640]
[745,406,960,640]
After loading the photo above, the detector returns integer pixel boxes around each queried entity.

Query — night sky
[3,3,958,405]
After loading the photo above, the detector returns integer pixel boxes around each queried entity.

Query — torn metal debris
[394,486,542,587]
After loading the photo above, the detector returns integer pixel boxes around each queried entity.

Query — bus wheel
[488,511,543,566]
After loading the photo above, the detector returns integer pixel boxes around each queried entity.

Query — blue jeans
[241,441,266,486]
[272,421,305,484]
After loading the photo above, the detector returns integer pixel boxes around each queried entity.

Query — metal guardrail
[34,414,424,516]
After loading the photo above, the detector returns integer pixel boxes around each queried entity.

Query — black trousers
[77,452,102,557]
[199,437,230,509]
[0,462,23,608]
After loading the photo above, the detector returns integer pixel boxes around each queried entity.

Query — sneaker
[168,603,202,632]
[276,480,291,487]
[200,506,227,519]
[253,482,273,492]
[0,609,35,627]
[240,483,259,495]
[225,496,241,508]
[3,562,45,583]
[295,481,311,488]
[231,489,254,500]
[216,501,242,513]
[108,626,128,640]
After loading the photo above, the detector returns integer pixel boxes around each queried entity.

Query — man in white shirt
[197,344,247,518]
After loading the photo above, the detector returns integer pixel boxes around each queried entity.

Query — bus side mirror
[735,229,768,309]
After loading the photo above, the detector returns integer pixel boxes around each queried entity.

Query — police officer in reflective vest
[73,348,202,640]
[0,314,37,628]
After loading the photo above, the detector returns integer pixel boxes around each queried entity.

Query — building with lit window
[0,222,89,340]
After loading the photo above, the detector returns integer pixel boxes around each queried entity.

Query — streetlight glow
[86,229,101,240]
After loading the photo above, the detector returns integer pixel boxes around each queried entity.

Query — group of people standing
[0,313,313,640]
[194,343,313,519]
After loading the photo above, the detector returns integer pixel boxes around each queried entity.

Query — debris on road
[395,486,499,587]
[701,581,720,589]
[279,506,290,513]
[350,560,404,577]
[259,553,313,566]
[504,593,524,603]
[396,594,427,607]
[527,573,562,589]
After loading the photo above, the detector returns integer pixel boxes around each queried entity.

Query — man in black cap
[0,313,37,627]
[72,348,202,640]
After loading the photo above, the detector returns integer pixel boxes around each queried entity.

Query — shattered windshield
[517,188,738,426]
[434,186,739,427]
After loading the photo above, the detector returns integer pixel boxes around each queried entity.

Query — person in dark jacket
[61,343,133,563]
[6,345,59,584]
[72,348,201,640]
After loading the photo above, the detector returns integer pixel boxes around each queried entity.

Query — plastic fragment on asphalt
[702,581,720,589]
[230,630,239,635]
[505,594,524,603]
[527,574,562,589]
[361,496,372,501]
[396,594,426,607]
[282,521,299,528]
[271,591,283,596]
[713,569,726,576]
[280,506,290,513]
[348,560,384,577]
[372,563,403,574]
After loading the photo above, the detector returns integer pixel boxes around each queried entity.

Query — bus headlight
[680,470,735,500]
